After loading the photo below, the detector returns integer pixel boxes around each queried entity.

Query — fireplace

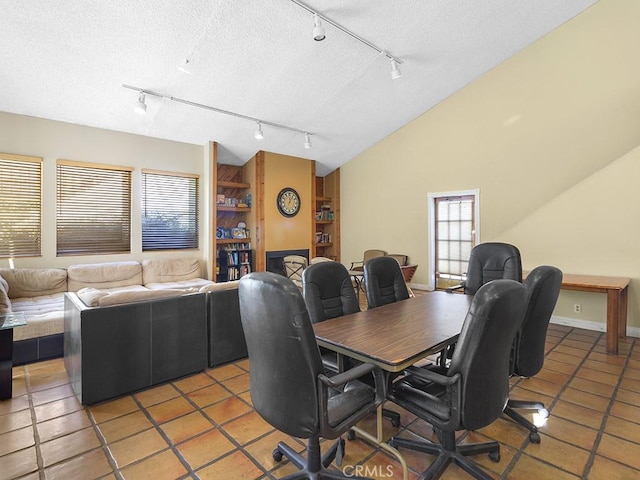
[265,249,309,277]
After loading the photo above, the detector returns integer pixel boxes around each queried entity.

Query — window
[56,160,132,255]
[142,170,199,251]
[428,190,479,290]
[0,153,42,258]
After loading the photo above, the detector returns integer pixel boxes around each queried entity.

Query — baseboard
[550,315,640,338]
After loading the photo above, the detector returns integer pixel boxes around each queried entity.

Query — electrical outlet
[574,304,581,313]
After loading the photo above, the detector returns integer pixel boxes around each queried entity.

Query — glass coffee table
[1,312,26,400]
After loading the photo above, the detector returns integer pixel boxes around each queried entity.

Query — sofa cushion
[76,286,185,307]
[141,258,205,285]
[11,293,65,341]
[146,278,214,291]
[67,261,143,291]
[0,275,11,314]
[0,268,67,299]
[199,280,240,293]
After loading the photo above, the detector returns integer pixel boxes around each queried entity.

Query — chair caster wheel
[272,448,283,462]
[347,429,356,441]
[529,432,540,444]
[489,451,500,463]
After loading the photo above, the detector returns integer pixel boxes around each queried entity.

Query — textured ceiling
[0,0,598,175]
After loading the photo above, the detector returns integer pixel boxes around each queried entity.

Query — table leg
[0,329,14,400]
[606,289,621,355]
[618,287,628,340]
[351,406,409,480]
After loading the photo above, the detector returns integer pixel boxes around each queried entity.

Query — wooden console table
[559,274,630,355]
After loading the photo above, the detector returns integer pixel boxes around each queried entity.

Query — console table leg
[606,289,621,355]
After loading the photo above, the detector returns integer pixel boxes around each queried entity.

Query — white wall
[340,0,640,332]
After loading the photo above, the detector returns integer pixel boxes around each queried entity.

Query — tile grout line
[86,407,125,480]
[581,336,636,479]
[23,364,46,480]
[499,326,598,479]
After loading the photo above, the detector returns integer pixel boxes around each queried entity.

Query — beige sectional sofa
[0,258,214,364]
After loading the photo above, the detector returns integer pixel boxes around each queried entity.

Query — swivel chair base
[389,429,500,480]
[273,435,372,479]
[504,399,547,444]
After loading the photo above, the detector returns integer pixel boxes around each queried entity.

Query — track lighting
[254,122,264,140]
[135,93,147,114]
[390,58,402,80]
[124,85,312,146]
[313,14,326,41]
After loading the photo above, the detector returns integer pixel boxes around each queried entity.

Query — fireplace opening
[265,249,309,277]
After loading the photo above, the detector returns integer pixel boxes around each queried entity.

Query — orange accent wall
[263,152,313,253]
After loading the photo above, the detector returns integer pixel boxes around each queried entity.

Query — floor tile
[146,396,195,424]
[160,410,214,444]
[96,410,154,444]
[0,408,33,434]
[176,428,236,469]
[37,410,92,443]
[0,425,35,456]
[596,433,640,470]
[207,364,246,382]
[172,372,215,394]
[194,449,264,480]
[108,428,169,469]
[33,395,83,424]
[604,415,640,445]
[88,396,140,424]
[202,395,252,425]
[0,446,38,479]
[609,400,640,423]
[589,454,640,480]
[43,447,113,479]
[221,411,274,445]
[186,383,232,409]
[40,427,101,467]
[134,383,180,408]
[506,453,579,479]
[118,449,188,480]
[523,433,590,476]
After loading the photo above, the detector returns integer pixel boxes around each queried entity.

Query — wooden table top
[524,271,631,291]
[313,291,473,372]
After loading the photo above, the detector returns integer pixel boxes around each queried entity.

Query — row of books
[224,250,251,266]
[220,242,251,251]
[226,264,251,280]
[315,204,334,221]
[315,232,332,244]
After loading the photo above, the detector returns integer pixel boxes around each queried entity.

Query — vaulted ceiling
[0,1,598,175]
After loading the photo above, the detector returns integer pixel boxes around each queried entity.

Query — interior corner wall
[0,111,207,271]
[262,152,313,253]
[339,0,640,331]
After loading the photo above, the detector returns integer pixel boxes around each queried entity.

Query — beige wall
[263,152,313,253]
[0,112,207,272]
[340,0,640,332]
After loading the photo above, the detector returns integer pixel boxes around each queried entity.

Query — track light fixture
[254,122,264,140]
[312,14,325,41]
[123,84,313,148]
[135,93,147,114]
[390,58,402,80]
[290,0,403,79]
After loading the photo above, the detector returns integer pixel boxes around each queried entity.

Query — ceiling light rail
[122,84,313,147]
[289,0,403,79]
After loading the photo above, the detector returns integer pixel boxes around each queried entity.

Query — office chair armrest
[349,261,363,270]
[403,365,460,386]
[319,362,376,388]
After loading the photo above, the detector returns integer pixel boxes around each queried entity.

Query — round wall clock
[277,187,301,217]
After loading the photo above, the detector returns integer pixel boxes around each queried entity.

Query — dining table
[313,290,473,479]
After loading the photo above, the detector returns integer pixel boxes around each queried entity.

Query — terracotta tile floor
[1,324,639,479]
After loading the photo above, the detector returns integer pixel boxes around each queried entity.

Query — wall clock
[277,187,301,217]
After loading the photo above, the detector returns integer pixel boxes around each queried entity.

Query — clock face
[277,188,300,217]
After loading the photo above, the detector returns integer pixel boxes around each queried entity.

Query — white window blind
[56,160,132,255]
[0,153,42,258]
[142,170,199,251]
[434,194,476,289]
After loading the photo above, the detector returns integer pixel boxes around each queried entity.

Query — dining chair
[349,249,386,272]
[283,254,308,288]
[238,272,385,479]
[363,256,410,308]
[504,265,562,443]
[447,242,522,295]
[387,279,527,480]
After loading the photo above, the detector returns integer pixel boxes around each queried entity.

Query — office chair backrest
[302,261,360,324]
[463,242,522,295]
[364,256,410,308]
[513,266,563,378]
[448,279,527,430]
[238,272,324,438]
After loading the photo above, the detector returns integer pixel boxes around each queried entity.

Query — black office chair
[302,261,360,373]
[504,265,562,443]
[238,272,385,480]
[447,242,522,295]
[303,261,401,428]
[387,279,527,480]
[364,256,410,309]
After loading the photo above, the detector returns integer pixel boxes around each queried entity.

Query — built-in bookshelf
[312,170,340,260]
[217,241,252,281]
[214,163,253,281]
